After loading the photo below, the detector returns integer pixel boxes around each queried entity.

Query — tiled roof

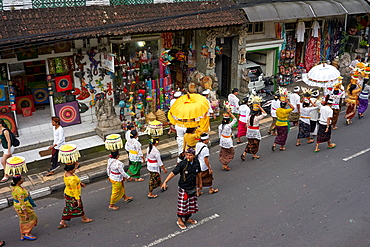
[0,0,246,46]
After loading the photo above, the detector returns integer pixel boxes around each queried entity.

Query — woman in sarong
[218,109,237,171]
[296,100,317,146]
[272,101,295,151]
[126,130,145,182]
[237,98,250,144]
[11,175,38,241]
[146,138,167,199]
[241,104,267,160]
[59,163,93,229]
[358,79,370,119]
[107,151,133,210]
[345,79,362,125]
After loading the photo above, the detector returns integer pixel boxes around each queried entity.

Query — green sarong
[127,161,142,178]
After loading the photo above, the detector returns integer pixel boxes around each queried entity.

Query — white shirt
[270,99,281,118]
[296,21,306,42]
[246,113,267,140]
[125,130,131,142]
[350,60,359,69]
[170,98,177,108]
[359,84,370,99]
[175,125,186,138]
[238,105,251,123]
[146,146,163,173]
[195,142,210,172]
[218,118,237,148]
[289,93,301,113]
[125,138,143,162]
[319,105,333,125]
[299,105,318,124]
[309,98,321,121]
[107,158,130,182]
[329,92,344,109]
[228,94,240,114]
[311,21,320,38]
[207,99,214,115]
[53,126,65,150]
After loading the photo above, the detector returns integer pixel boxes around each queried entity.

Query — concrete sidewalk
[0,116,273,209]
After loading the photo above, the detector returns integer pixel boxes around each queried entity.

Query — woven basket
[155,109,167,123]
[145,112,156,123]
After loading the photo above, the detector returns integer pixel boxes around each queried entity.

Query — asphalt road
[1,114,370,247]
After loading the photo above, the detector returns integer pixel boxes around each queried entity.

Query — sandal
[296,143,301,146]
[279,147,286,151]
[222,166,230,171]
[271,145,276,152]
[147,195,158,199]
[23,235,37,241]
[241,153,246,161]
[186,219,198,224]
[307,140,314,144]
[124,198,133,203]
[197,191,204,197]
[82,218,94,224]
[176,221,187,230]
[135,178,145,182]
[0,177,8,183]
[108,206,120,210]
[236,141,242,144]
[314,149,320,153]
[0,240,5,246]
[58,224,70,229]
[252,156,260,159]
[327,143,336,149]
[209,188,219,194]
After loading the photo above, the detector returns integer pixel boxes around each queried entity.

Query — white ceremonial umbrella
[302,63,340,88]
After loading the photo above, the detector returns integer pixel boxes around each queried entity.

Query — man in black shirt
[161,148,202,230]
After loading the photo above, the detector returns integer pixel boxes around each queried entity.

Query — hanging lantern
[58,144,81,164]
[6,156,27,175]
[145,120,163,137]
[105,134,123,151]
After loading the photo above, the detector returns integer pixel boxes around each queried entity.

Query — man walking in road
[45,117,65,176]
[161,148,202,230]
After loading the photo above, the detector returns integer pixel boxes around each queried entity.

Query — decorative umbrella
[6,156,27,175]
[58,144,81,164]
[302,63,340,88]
[168,93,210,128]
[105,134,123,151]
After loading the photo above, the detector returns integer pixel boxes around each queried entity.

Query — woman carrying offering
[272,100,295,151]
[237,98,250,144]
[218,109,237,171]
[107,151,133,210]
[11,175,38,241]
[125,130,145,182]
[241,104,267,160]
[146,138,167,199]
[59,162,93,229]
[296,99,317,146]
[345,79,362,125]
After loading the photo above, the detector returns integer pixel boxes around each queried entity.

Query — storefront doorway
[216,37,232,98]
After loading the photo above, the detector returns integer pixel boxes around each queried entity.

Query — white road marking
[343,147,370,161]
[142,213,220,247]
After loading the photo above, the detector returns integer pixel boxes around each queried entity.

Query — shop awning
[240,0,370,22]
[245,38,284,51]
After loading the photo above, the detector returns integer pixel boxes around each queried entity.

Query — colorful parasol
[168,93,210,128]
[302,63,340,88]
[105,134,123,151]
[6,156,27,175]
[58,144,81,164]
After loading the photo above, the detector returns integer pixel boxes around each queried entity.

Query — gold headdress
[105,134,123,151]
[6,156,27,175]
[58,144,81,164]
